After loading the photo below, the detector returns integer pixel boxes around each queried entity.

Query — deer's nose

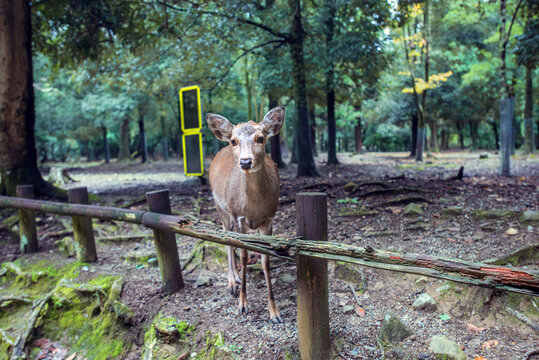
[240,158,252,170]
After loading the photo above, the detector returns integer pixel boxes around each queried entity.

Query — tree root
[358,187,429,198]
[97,235,152,243]
[0,295,32,305]
[377,196,430,207]
[525,349,539,359]
[348,181,388,194]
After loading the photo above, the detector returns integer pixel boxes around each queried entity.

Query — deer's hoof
[238,306,249,315]
[270,315,283,324]
[229,285,240,297]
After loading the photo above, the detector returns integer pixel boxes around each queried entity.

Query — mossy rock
[441,207,463,218]
[334,262,366,290]
[403,203,423,217]
[520,210,539,224]
[471,209,516,220]
[121,251,159,268]
[55,236,76,256]
[429,335,466,360]
[377,312,412,346]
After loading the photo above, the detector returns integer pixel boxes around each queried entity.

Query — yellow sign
[179,85,204,176]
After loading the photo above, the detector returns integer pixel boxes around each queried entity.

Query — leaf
[355,307,365,317]
[65,353,77,360]
[466,323,486,333]
[135,264,145,270]
[474,357,488,360]
[482,340,499,350]
[440,314,451,321]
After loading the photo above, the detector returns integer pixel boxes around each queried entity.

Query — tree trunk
[119,116,131,161]
[500,97,513,177]
[289,0,318,177]
[456,121,464,149]
[440,128,449,150]
[0,0,62,197]
[491,120,499,150]
[469,120,478,150]
[416,127,425,161]
[245,60,253,121]
[429,121,438,151]
[416,0,429,162]
[309,102,318,156]
[291,130,298,164]
[268,93,286,168]
[410,113,418,156]
[138,110,148,164]
[354,116,363,153]
[524,65,535,154]
[160,116,169,161]
[324,0,338,165]
[102,126,110,163]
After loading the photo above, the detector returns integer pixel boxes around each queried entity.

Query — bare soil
[1,151,538,360]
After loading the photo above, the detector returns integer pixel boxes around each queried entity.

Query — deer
[206,106,285,324]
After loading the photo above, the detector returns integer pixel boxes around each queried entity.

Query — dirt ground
[1,150,538,360]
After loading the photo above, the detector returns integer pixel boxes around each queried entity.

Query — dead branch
[485,244,539,266]
[377,196,430,207]
[97,235,152,243]
[505,307,539,333]
[358,187,430,198]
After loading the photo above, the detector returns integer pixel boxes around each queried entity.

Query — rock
[429,335,467,360]
[47,167,74,185]
[415,276,428,287]
[479,153,488,159]
[389,346,406,359]
[471,209,515,220]
[441,207,463,218]
[342,305,354,314]
[403,203,423,217]
[505,227,518,236]
[334,262,366,290]
[195,275,213,288]
[436,284,451,293]
[412,293,437,312]
[377,312,412,345]
[520,210,539,224]
[279,273,295,284]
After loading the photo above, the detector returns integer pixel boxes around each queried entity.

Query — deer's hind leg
[216,205,241,296]
[260,219,282,323]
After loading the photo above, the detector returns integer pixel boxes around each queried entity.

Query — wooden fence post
[146,189,184,294]
[68,187,97,262]
[296,192,330,360]
[16,185,38,253]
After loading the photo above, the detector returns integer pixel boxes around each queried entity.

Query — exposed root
[0,295,32,305]
[505,307,539,333]
[525,349,539,359]
[359,187,429,198]
[484,244,539,266]
[377,196,430,207]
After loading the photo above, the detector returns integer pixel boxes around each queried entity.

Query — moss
[338,207,378,217]
[471,209,517,220]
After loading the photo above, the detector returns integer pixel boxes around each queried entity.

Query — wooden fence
[1,185,538,360]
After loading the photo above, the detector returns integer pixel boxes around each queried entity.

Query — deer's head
[206,106,285,173]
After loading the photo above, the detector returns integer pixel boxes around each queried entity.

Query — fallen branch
[525,349,539,360]
[505,307,539,333]
[359,187,429,198]
[349,181,388,195]
[0,295,32,305]
[485,244,539,266]
[377,196,430,207]
[97,235,152,243]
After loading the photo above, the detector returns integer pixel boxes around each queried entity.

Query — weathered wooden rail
[1,186,538,359]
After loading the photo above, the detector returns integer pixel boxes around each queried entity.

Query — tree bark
[119,117,131,160]
[416,0,429,162]
[325,0,339,165]
[289,0,318,176]
[491,120,500,150]
[0,0,62,197]
[354,116,363,153]
[410,113,418,156]
[138,108,148,164]
[524,65,535,154]
[469,120,479,150]
[245,60,253,121]
[309,102,318,156]
[102,126,110,163]
[441,128,449,150]
[160,116,169,161]
[268,93,286,168]
[500,97,513,177]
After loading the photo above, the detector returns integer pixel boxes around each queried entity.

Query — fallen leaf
[355,307,365,317]
[33,338,51,348]
[505,228,518,236]
[65,353,77,360]
[432,213,441,218]
[482,340,499,350]
[474,357,487,360]
[440,314,451,321]
[388,206,402,214]
[467,323,486,333]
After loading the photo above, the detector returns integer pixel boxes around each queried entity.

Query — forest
[0,0,538,359]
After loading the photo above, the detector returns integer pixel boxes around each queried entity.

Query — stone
[403,203,423,217]
[342,305,354,314]
[377,312,412,345]
[436,284,451,293]
[415,276,428,287]
[520,210,539,224]
[334,262,366,290]
[479,153,488,159]
[441,207,463,218]
[344,182,358,192]
[471,209,514,220]
[429,335,467,360]
[279,273,295,284]
[195,275,213,288]
[412,293,437,312]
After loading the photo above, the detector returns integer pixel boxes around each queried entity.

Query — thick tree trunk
[102,126,110,163]
[500,97,513,177]
[325,0,338,165]
[354,116,363,153]
[524,65,535,154]
[138,111,148,164]
[245,62,253,121]
[416,127,425,161]
[429,121,438,151]
[491,120,500,150]
[416,0,429,162]
[268,93,286,168]
[291,130,298,164]
[119,117,131,161]
[289,0,318,176]
[0,0,62,197]
[441,128,449,150]
[410,113,418,156]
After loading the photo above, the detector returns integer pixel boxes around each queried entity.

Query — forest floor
[1,150,538,360]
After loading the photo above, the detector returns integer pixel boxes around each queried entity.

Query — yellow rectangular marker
[179,85,204,176]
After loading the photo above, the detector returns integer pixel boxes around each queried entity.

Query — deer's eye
[257,136,264,144]
[231,139,237,146]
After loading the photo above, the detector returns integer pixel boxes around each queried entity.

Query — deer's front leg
[260,219,282,323]
[227,246,241,297]
[237,217,249,315]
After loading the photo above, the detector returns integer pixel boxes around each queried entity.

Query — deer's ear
[260,106,285,137]
[206,113,234,141]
